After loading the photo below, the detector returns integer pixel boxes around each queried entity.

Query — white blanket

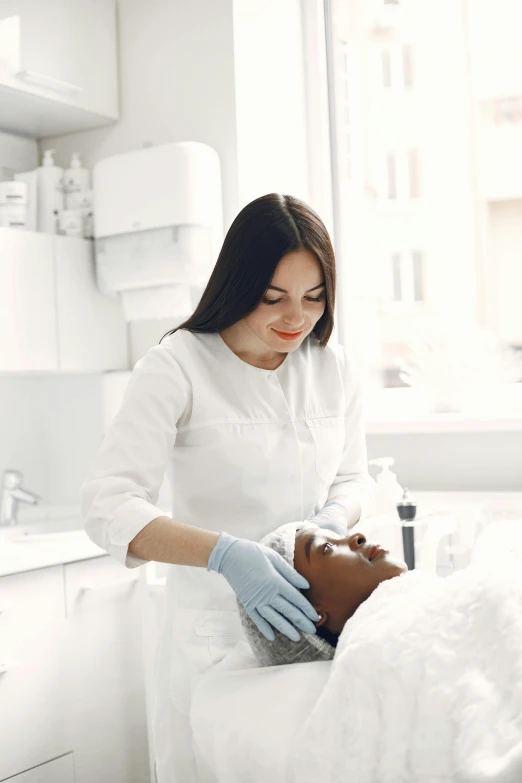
[288,547,522,783]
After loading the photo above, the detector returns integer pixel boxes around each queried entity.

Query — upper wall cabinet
[0,227,128,372]
[0,0,119,138]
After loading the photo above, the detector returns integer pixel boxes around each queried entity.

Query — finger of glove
[270,594,318,635]
[257,604,301,642]
[248,608,276,642]
[264,548,310,590]
[274,575,321,624]
[314,518,348,537]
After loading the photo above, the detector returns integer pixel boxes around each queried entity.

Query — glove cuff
[207,531,238,574]
[315,500,350,524]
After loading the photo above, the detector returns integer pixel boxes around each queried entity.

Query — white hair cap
[237,520,336,667]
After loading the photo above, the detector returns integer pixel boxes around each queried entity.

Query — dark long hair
[159,193,336,347]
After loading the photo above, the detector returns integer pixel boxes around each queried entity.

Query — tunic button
[291,474,297,483]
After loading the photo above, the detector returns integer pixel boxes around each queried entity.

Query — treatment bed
[189,515,522,783]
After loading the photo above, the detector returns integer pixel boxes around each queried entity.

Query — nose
[347,532,366,551]
[282,304,306,327]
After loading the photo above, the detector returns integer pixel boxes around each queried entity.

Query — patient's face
[294,528,408,634]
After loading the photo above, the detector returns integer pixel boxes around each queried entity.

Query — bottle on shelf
[37,149,64,234]
[368,457,404,514]
[63,152,90,209]
[368,457,405,563]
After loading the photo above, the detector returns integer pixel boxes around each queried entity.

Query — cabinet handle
[78,578,138,593]
[14,69,83,95]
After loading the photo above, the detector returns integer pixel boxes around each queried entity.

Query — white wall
[0,374,103,507]
[232,0,310,208]
[0,130,38,178]
[42,0,240,230]
[367,431,522,492]
[487,200,522,344]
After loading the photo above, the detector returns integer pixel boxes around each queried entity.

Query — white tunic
[79,329,376,782]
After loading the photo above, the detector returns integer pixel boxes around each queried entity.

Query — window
[390,250,424,302]
[380,44,413,89]
[325,0,522,395]
[383,149,419,200]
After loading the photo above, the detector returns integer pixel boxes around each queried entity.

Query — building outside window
[325,0,522,395]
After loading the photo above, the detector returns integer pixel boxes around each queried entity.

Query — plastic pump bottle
[64,152,90,209]
[368,457,404,515]
[37,149,64,234]
[368,457,405,562]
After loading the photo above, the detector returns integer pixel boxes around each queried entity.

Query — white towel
[288,541,522,783]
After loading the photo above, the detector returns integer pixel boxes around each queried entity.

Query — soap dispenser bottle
[63,152,90,209]
[37,149,64,234]
[368,457,403,514]
[368,457,405,562]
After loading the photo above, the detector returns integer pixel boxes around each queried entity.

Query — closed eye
[323,542,333,554]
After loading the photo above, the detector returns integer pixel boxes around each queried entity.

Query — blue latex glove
[207,532,321,642]
[309,500,351,537]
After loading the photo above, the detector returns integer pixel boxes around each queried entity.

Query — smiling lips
[369,545,384,561]
[273,328,304,340]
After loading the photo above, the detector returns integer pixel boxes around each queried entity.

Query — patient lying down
[237,520,408,667]
[236,521,522,780]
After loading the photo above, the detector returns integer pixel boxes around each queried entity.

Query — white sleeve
[79,343,188,569]
[327,345,376,521]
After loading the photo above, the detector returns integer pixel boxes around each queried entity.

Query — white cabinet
[0,566,72,780]
[63,556,149,783]
[0,0,118,137]
[0,227,128,372]
[6,754,75,783]
[0,556,150,783]
[0,228,57,370]
[54,233,129,371]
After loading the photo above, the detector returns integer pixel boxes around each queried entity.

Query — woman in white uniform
[80,193,376,783]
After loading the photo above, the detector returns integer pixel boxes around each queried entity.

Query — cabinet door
[6,753,75,783]
[0,566,72,780]
[0,227,57,371]
[53,235,128,371]
[63,556,149,783]
[0,0,118,120]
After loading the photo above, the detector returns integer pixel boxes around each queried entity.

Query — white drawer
[0,567,72,780]
[0,565,65,662]
[64,555,139,616]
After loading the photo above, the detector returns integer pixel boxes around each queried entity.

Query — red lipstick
[273,329,304,341]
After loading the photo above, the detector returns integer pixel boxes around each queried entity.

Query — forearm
[127,515,220,567]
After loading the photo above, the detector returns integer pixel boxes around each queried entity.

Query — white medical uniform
[80,329,376,783]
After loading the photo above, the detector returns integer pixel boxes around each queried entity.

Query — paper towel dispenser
[93,141,223,321]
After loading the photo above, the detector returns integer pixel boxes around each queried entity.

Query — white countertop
[0,530,106,577]
[0,505,107,578]
[1,493,521,579]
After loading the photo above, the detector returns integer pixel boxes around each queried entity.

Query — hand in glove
[207,532,321,642]
[308,500,351,538]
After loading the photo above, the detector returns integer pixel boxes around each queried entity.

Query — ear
[313,605,329,628]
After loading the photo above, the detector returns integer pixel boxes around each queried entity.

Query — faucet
[0,469,41,527]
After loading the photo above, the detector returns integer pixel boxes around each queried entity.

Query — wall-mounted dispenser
[92,141,223,321]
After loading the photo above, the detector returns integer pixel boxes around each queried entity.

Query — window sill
[363,385,522,434]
